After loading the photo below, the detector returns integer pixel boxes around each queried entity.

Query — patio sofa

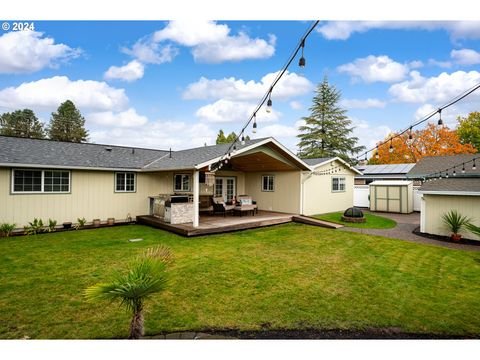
[212,196,236,216]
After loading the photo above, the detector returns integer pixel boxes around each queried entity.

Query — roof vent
[132,148,135,155]
[105,147,112,152]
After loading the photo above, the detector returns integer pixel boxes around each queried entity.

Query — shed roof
[419,178,480,194]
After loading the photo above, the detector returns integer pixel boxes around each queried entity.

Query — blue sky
[1,20,480,152]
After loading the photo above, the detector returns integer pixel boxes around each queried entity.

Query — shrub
[0,223,16,237]
[74,217,87,230]
[24,218,44,235]
[442,210,472,235]
[46,219,57,232]
[465,222,480,237]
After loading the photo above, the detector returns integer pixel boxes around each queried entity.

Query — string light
[408,127,413,140]
[437,109,443,126]
[266,91,272,113]
[389,140,393,153]
[375,146,379,159]
[241,134,245,145]
[453,167,456,176]
[462,163,466,173]
[298,39,306,68]
[473,159,477,170]
[252,113,257,133]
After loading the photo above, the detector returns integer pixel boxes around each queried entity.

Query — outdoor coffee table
[233,205,256,216]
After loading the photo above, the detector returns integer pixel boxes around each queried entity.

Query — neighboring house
[407,154,480,240]
[354,163,416,185]
[0,136,360,228]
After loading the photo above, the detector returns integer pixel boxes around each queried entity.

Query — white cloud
[388,70,480,104]
[317,21,480,41]
[427,59,453,68]
[341,98,386,109]
[0,31,80,74]
[122,38,178,64]
[88,108,148,128]
[104,60,145,82]
[125,20,275,64]
[350,117,392,150]
[90,120,215,150]
[195,99,280,123]
[450,48,480,65]
[183,71,313,101]
[337,55,409,83]
[289,101,303,110]
[0,76,128,112]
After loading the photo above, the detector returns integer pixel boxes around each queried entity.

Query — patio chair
[212,196,235,217]
[235,195,258,215]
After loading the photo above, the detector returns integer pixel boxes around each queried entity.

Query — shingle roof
[0,135,268,171]
[408,154,480,178]
[356,163,415,175]
[419,178,480,193]
[301,157,335,166]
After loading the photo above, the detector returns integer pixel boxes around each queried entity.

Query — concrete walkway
[340,211,480,251]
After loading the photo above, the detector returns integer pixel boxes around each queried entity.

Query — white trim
[261,174,275,192]
[11,168,71,194]
[309,157,363,175]
[173,173,191,192]
[114,172,136,193]
[420,195,426,232]
[195,137,311,171]
[193,170,199,228]
[331,176,346,192]
[418,190,480,196]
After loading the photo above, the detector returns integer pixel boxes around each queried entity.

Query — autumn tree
[0,109,45,139]
[371,123,477,164]
[297,77,364,162]
[48,100,88,142]
[457,112,480,152]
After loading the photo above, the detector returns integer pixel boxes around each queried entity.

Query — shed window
[115,172,136,192]
[262,175,275,192]
[174,174,191,192]
[332,177,346,192]
[12,169,70,193]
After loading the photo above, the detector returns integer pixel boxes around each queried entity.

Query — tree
[457,112,480,152]
[216,129,250,144]
[48,100,88,142]
[85,246,173,339]
[297,77,364,162]
[0,109,45,139]
[371,123,477,164]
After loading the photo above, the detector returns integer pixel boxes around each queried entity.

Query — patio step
[292,215,344,229]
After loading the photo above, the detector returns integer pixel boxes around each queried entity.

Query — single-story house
[354,163,416,185]
[407,154,480,240]
[0,135,360,228]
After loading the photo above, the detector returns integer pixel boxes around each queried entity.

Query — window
[174,174,190,192]
[332,177,346,192]
[115,172,136,192]
[262,175,275,192]
[12,169,70,193]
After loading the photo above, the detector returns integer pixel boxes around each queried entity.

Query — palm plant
[85,246,173,339]
[465,222,480,237]
[441,210,472,239]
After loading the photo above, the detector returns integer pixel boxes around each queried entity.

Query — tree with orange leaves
[368,123,477,164]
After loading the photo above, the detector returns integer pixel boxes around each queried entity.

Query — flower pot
[92,219,101,227]
[107,218,115,226]
[451,233,462,242]
[63,222,72,230]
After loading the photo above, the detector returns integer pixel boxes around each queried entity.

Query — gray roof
[408,154,480,178]
[0,135,268,171]
[301,157,335,166]
[419,178,480,193]
[356,163,415,175]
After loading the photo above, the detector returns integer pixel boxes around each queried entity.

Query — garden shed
[369,180,413,214]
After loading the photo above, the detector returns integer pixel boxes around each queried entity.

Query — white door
[214,177,236,202]
[354,185,370,208]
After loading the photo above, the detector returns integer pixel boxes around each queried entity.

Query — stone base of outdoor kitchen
[137,211,293,237]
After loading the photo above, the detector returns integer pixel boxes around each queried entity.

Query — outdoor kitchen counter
[164,202,194,225]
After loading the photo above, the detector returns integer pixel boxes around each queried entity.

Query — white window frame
[332,176,346,193]
[174,173,191,192]
[11,169,71,194]
[115,172,136,193]
[261,175,275,192]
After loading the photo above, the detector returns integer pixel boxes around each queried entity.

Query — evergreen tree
[216,129,250,144]
[0,109,45,139]
[226,131,237,143]
[216,129,227,144]
[48,100,88,142]
[297,77,364,162]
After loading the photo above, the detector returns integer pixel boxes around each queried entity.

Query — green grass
[1,224,479,339]
[314,211,397,229]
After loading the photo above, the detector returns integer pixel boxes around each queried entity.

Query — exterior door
[214,177,236,202]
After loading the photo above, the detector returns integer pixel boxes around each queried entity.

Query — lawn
[314,211,397,229]
[1,223,479,339]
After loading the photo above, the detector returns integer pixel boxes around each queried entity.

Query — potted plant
[107,217,115,226]
[63,221,72,230]
[0,223,16,237]
[442,210,472,242]
[74,217,87,230]
[92,219,101,227]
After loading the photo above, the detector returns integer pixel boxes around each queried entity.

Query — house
[407,154,480,240]
[354,163,416,185]
[0,135,360,230]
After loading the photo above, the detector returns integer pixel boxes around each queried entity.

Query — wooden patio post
[193,170,199,227]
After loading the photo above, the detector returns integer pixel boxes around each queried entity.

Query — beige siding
[302,160,355,216]
[213,170,246,196]
[423,194,480,240]
[0,168,172,226]
[244,171,301,214]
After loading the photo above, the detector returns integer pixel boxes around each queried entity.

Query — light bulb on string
[462,163,466,173]
[473,158,477,170]
[437,109,443,126]
[298,39,306,68]
[241,134,245,145]
[252,113,257,134]
[389,140,393,153]
[266,91,272,113]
